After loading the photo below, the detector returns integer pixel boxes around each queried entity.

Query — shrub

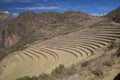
[102,54,115,67]
[91,69,103,78]
[81,61,89,67]
[16,76,38,80]
[102,60,113,67]
[51,64,65,76]
[107,40,116,51]
[117,51,120,57]
[116,45,120,57]
[16,76,33,80]
[38,73,52,80]
[38,73,49,79]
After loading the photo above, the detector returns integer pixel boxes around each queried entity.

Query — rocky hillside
[7,11,90,46]
[0,12,13,48]
[0,7,120,80]
[0,14,120,80]
[0,12,12,22]
[0,7,120,60]
[0,11,90,60]
[106,7,120,23]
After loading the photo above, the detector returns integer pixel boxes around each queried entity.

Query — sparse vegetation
[15,43,120,80]
[81,61,89,67]
[0,7,120,80]
[38,73,51,80]
[102,60,114,67]
[0,11,86,61]
[16,76,38,80]
[91,68,104,78]
[89,20,114,28]
[15,64,66,80]
[116,43,120,57]
[106,7,120,23]
[51,64,65,76]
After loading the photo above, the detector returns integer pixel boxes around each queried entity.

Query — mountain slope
[0,11,90,60]
[106,7,120,23]
[0,8,120,80]
[0,18,120,80]
[0,12,13,48]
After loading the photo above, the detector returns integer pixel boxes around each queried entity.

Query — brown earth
[0,16,120,80]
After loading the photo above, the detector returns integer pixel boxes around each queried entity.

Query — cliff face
[0,12,15,48]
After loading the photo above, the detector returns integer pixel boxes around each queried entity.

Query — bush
[51,64,65,76]
[91,69,103,78]
[81,61,89,67]
[102,54,115,67]
[16,76,38,80]
[116,46,120,57]
[38,73,52,80]
[102,60,113,67]
[117,52,120,57]
[38,73,49,79]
